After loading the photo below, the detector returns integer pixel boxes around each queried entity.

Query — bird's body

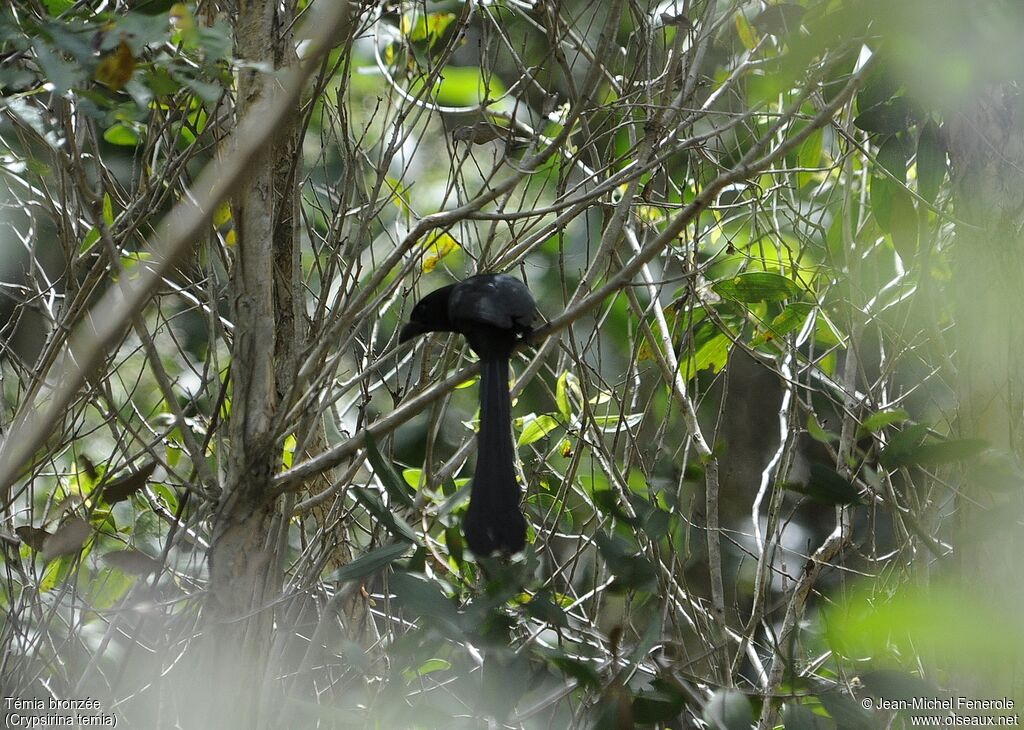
[400,274,537,555]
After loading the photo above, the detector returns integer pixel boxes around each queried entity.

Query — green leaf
[330,542,409,583]
[80,227,100,254]
[518,413,560,447]
[751,301,814,347]
[43,0,76,13]
[550,656,601,689]
[786,463,865,505]
[103,122,140,146]
[87,567,136,609]
[826,582,1024,667]
[703,689,754,730]
[402,468,423,489]
[713,271,804,302]
[592,489,637,525]
[352,487,419,543]
[856,61,899,116]
[102,193,114,227]
[524,590,568,628]
[875,134,907,181]
[734,12,758,51]
[365,432,415,508]
[593,530,657,593]
[858,408,910,435]
[556,370,581,421]
[389,571,460,627]
[889,188,917,260]
[878,424,930,468]
[853,96,920,134]
[916,119,946,204]
[682,328,731,381]
[797,128,824,188]
[898,438,989,467]
[402,658,452,681]
[407,12,456,46]
[870,173,894,232]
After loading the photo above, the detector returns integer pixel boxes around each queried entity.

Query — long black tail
[463,357,527,555]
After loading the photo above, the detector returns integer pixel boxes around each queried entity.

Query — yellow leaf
[213,202,232,228]
[421,232,460,273]
[95,40,135,91]
[637,205,664,224]
[734,12,758,51]
[282,434,296,469]
[169,3,194,33]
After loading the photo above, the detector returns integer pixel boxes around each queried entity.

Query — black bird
[400,273,537,555]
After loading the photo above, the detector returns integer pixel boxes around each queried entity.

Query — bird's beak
[399,321,428,343]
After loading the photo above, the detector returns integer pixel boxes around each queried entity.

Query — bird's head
[399,284,457,343]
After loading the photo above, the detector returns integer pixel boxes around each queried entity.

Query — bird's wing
[449,274,536,332]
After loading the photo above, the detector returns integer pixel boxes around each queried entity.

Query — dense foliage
[1,0,1021,728]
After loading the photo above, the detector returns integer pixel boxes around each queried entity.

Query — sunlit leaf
[713,271,804,302]
[797,128,824,188]
[421,231,460,273]
[751,301,814,347]
[858,408,910,435]
[103,122,139,146]
[682,328,730,381]
[407,12,456,47]
[556,371,581,420]
[517,413,560,447]
[734,12,759,51]
[402,658,452,681]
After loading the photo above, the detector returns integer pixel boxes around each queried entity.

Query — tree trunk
[945,85,1024,690]
[202,0,300,726]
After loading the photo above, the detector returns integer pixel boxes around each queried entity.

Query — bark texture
[202,1,300,726]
